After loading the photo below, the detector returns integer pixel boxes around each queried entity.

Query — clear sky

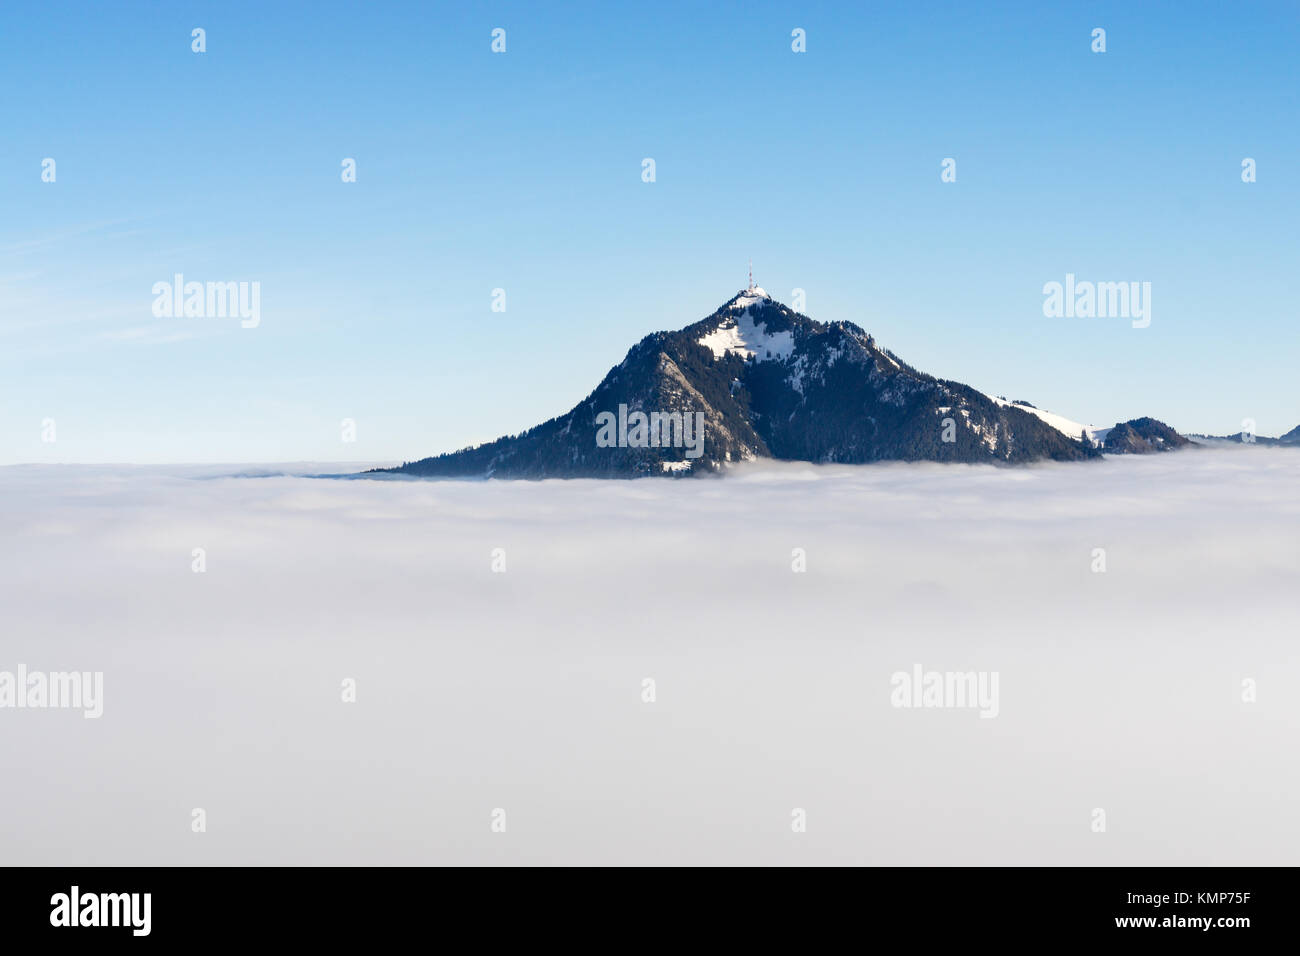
[2,0,1296,464]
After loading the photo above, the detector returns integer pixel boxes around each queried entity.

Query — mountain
[1102,417,1193,454]
[1281,425,1300,444]
[375,288,1188,479]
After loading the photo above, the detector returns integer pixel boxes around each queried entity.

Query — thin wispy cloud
[0,218,137,257]
[94,324,213,346]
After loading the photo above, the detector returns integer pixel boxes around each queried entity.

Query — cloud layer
[1,447,1297,864]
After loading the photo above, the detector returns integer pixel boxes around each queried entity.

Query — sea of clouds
[1,446,1297,865]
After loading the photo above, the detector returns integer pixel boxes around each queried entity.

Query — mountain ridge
[374,289,1206,479]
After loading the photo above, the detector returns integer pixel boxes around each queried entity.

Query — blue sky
[2,0,1296,464]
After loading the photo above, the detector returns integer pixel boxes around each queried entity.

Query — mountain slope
[377,289,1108,479]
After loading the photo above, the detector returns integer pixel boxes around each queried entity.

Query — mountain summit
[376,289,1163,478]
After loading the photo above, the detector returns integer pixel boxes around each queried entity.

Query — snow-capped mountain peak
[380,284,1198,479]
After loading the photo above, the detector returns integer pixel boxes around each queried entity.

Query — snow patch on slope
[987,394,1101,444]
[699,304,794,362]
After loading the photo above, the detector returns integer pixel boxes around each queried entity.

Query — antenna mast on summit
[748,259,753,291]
